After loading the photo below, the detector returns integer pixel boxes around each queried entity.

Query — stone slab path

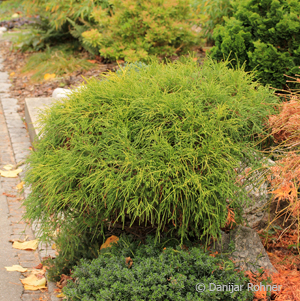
[0,42,58,300]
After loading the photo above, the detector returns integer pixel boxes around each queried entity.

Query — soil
[0,38,119,119]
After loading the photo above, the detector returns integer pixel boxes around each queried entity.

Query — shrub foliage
[191,0,233,45]
[210,0,300,89]
[81,0,199,62]
[19,0,111,52]
[63,235,254,301]
[20,0,200,59]
[23,58,280,261]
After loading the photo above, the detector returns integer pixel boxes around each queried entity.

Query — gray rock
[211,226,277,274]
[52,88,72,98]
[52,86,83,99]
[233,155,276,229]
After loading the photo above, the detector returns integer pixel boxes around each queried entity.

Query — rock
[52,87,83,99]
[211,226,277,274]
[0,27,7,32]
[231,154,276,229]
[191,25,202,33]
[52,88,72,99]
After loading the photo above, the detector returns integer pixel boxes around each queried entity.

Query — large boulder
[211,226,277,274]
[235,154,276,229]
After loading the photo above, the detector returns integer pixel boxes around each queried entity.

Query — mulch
[0,39,118,119]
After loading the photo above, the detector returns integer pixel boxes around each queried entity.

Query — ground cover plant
[210,0,300,89]
[63,234,255,301]
[0,0,24,21]
[21,44,95,82]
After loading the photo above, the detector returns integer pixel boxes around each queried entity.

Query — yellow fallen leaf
[16,181,25,190]
[100,235,119,250]
[12,13,19,18]
[0,168,22,178]
[10,72,15,76]
[5,265,28,272]
[31,269,46,276]
[44,73,56,80]
[56,293,66,298]
[13,240,38,250]
[21,274,47,291]
[51,243,56,250]
[3,164,14,170]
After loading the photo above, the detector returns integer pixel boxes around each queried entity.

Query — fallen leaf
[56,293,66,298]
[56,274,73,289]
[9,235,29,243]
[0,168,22,178]
[2,193,17,197]
[87,60,96,64]
[125,257,133,268]
[34,263,43,269]
[31,269,46,276]
[16,181,25,190]
[100,235,119,250]
[117,59,124,64]
[51,244,56,250]
[5,265,28,272]
[13,240,38,250]
[192,57,198,61]
[44,73,56,80]
[10,72,15,76]
[3,164,14,170]
[21,274,47,291]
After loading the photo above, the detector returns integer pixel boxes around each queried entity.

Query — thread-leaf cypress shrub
[23,57,280,263]
[63,235,254,301]
[209,0,300,89]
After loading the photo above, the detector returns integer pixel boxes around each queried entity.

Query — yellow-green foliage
[23,58,280,263]
[22,0,110,30]
[82,0,200,62]
[22,45,94,82]
[19,0,111,52]
[191,0,233,44]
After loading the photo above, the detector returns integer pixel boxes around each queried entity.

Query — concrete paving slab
[25,97,57,145]
[0,83,11,93]
[0,72,9,82]
[0,193,23,301]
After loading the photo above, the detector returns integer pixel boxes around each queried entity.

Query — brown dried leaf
[125,257,133,269]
